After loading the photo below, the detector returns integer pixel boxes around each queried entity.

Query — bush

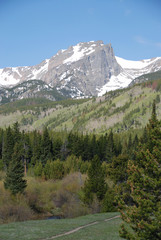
[25,177,55,214]
[52,173,88,218]
[34,161,43,177]
[0,203,33,223]
[63,155,83,174]
[0,185,33,223]
[44,159,64,180]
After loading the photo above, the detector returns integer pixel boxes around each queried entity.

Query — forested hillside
[0,78,161,134]
[0,84,160,240]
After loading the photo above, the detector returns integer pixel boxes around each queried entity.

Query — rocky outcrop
[0,41,161,98]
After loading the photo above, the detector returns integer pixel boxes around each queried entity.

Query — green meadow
[0,213,124,240]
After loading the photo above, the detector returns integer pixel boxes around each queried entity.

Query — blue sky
[0,0,161,68]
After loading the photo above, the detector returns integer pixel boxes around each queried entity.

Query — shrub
[44,159,64,180]
[52,173,88,218]
[0,203,33,223]
[63,155,82,174]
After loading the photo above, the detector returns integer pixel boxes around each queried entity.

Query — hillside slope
[0,79,161,133]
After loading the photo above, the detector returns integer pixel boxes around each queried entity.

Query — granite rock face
[0,41,121,97]
[0,41,161,98]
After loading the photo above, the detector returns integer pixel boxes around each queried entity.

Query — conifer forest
[0,100,160,239]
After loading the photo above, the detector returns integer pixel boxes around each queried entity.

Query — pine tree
[83,155,107,204]
[41,127,53,165]
[21,132,32,175]
[2,126,14,168]
[53,137,62,160]
[89,134,99,160]
[12,122,21,143]
[119,101,161,240]
[106,130,115,162]
[31,130,42,166]
[4,143,27,195]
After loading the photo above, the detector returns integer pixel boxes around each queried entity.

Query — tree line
[0,101,160,239]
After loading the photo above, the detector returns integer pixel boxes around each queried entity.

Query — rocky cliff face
[0,40,161,98]
[0,41,121,98]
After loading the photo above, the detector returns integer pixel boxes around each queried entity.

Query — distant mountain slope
[0,78,161,133]
[0,80,65,104]
[129,70,161,86]
[0,41,161,98]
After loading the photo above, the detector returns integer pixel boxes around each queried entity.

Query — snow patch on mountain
[97,56,161,96]
[30,59,49,79]
[0,41,161,99]
[97,72,132,96]
[116,56,161,69]
[63,43,95,64]
[0,67,21,86]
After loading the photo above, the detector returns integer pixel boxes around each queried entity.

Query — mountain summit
[0,41,161,98]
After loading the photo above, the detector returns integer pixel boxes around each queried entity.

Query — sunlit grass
[0,212,124,240]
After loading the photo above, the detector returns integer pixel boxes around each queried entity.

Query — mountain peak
[0,41,161,99]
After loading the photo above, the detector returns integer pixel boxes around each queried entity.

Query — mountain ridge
[0,41,161,99]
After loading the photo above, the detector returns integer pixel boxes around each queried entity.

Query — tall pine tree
[2,126,14,168]
[83,155,107,204]
[4,143,27,195]
[41,127,53,165]
[119,101,161,240]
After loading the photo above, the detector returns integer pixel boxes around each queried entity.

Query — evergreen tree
[2,126,14,168]
[41,127,53,165]
[31,130,42,166]
[12,122,21,143]
[140,127,148,144]
[107,154,129,184]
[83,155,107,204]
[89,134,98,160]
[53,138,62,160]
[97,135,107,162]
[105,130,115,162]
[127,133,132,154]
[82,134,90,161]
[119,101,161,240]
[4,143,27,195]
[21,132,32,174]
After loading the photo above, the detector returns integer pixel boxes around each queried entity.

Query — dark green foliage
[102,189,116,212]
[107,154,129,184]
[4,143,27,195]
[89,134,99,160]
[140,127,148,144]
[120,101,161,240]
[34,161,43,177]
[12,122,21,143]
[133,71,161,87]
[30,130,42,166]
[44,159,64,180]
[53,137,62,160]
[83,155,107,204]
[21,132,32,170]
[40,127,53,165]
[105,130,115,162]
[2,127,14,168]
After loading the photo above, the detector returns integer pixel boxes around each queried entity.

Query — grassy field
[0,212,124,240]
